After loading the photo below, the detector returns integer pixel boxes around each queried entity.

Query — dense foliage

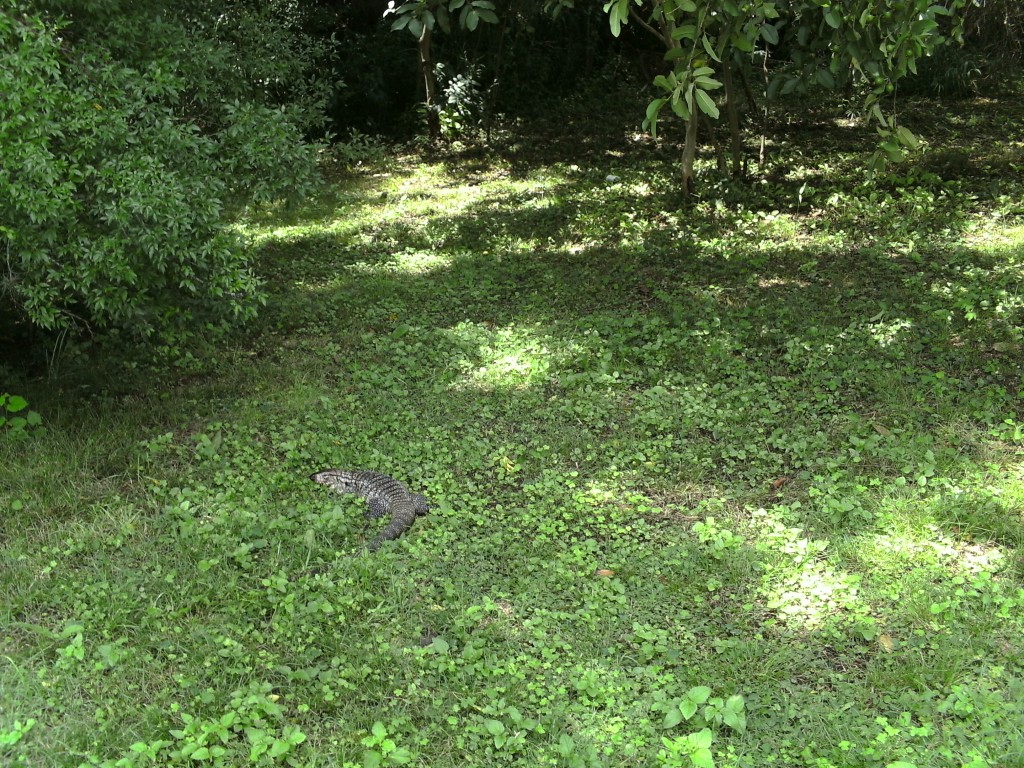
[0,0,330,341]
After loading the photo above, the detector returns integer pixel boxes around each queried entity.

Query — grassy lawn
[2,97,1024,768]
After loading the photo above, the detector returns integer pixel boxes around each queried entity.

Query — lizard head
[309,469,361,494]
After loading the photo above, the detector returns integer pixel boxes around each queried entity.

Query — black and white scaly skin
[309,469,431,551]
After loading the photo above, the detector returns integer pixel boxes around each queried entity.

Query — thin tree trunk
[699,111,727,174]
[722,64,743,177]
[484,9,509,143]
[759,48,769,172]
[681,107,699,200]
[418,25,439,141]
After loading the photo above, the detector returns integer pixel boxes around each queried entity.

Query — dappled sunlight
[853,528,1007,581]
[762,560,863,631]
[750,511,868,632]
[346,250,454,276]
[441,321,558,391]
[964,222,1024,250]
[9,75,1024,768]
[867,317,914,347]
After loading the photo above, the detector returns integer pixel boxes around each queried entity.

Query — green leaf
[692,728,714,749]
[694,76,723,90]
[680,699,698,719]
[437,7,452,34]
[732,30,754,52]
[824,7,841,29]
[694,88,719,119]
[881,140,904,161]
[5,395,28,412]
[389,747,414,764]
[701,34,721,62]
[687,686,712,703]
[670,95,689,119]
[815,69,836,88]
[673,24,697,40]
[895,126,920,149]
[484,719,505,736]
[645,98,666,136]
[363,750,382,768]
[654,74,675,91]
[663,708,684,728]
[870,103,888,128]
[557,734,575,755]
[605,0,629,37]
[760,24,779,45]
[269,739,291,757]
[691,748,715,768]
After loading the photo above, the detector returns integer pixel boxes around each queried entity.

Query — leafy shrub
[0,393,42,438]
[0,1,330,341]
[332,129,391,169]
[435,62,486,139]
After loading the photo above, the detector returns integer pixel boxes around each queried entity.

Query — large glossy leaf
[644,97,666,136]
[694,75,722,90]
[895,125,920,149]
[694,88,719,118]
[701,34,722,62]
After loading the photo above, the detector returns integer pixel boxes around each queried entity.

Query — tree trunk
[722,64,743,177]
[417,25,439,141]
[699,112,728,175]
[680,107,699,200]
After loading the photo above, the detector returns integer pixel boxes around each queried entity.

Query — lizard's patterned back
[310,469,432,550]
[310,469,409,504]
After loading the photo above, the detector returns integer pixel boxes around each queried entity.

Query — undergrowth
[2,96,1023,768]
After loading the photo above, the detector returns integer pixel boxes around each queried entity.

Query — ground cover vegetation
[4,97,1023,765]
[3,1,1024,767]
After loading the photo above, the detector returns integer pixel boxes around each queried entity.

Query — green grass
[3,97,1024,768]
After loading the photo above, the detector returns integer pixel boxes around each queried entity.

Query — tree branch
[628,5,669,48]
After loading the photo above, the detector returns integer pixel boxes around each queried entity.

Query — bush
[0,1,332,342]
